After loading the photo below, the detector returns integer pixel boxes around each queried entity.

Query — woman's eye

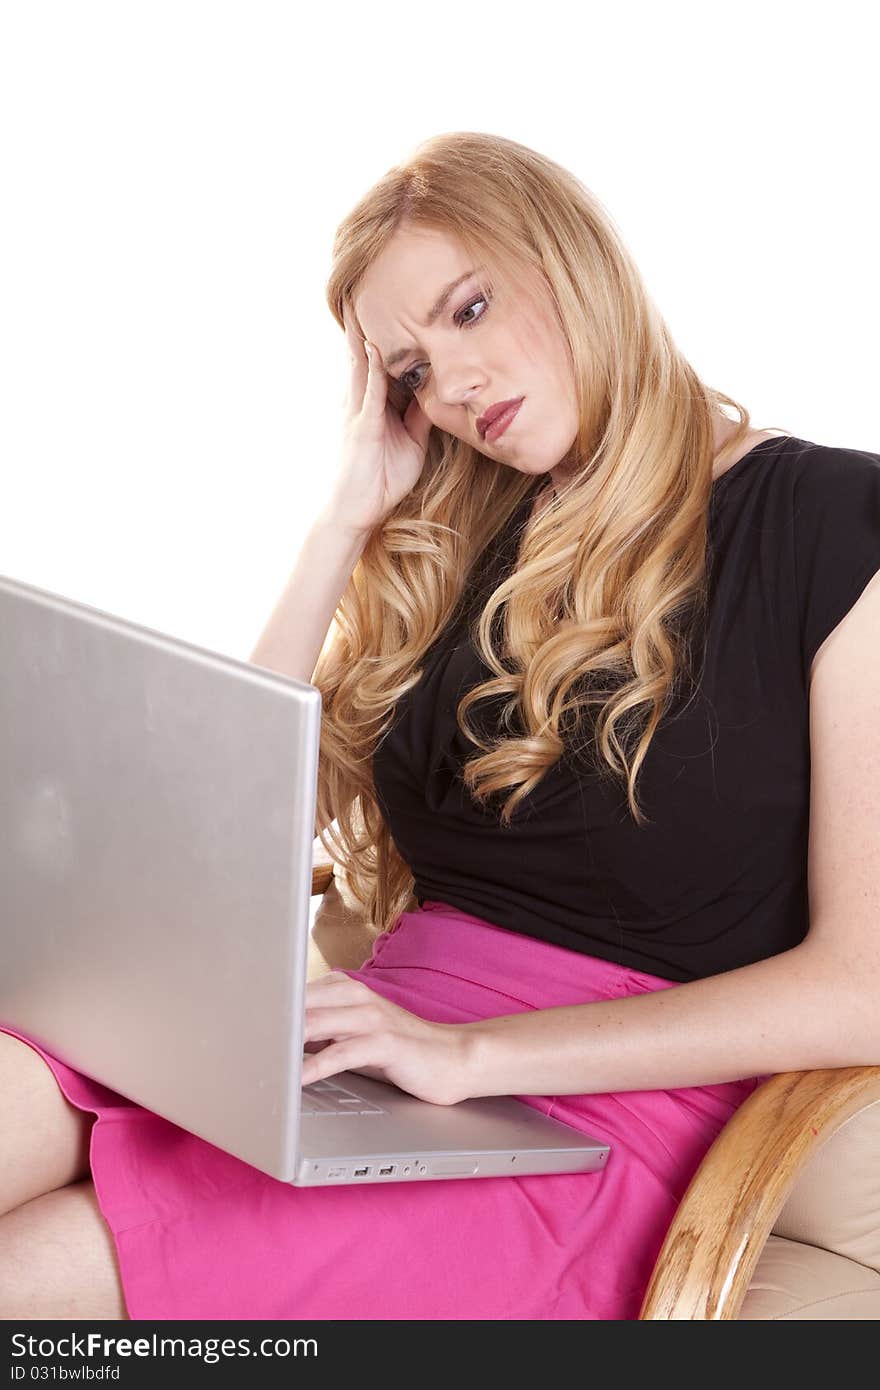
[397,293,490,395]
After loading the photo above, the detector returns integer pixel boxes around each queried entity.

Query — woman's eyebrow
[383,269,481,371]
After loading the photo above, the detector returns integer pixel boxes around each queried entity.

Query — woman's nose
[432,363,486,409]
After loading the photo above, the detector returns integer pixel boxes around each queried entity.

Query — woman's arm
[249,516,370,843]
[249,514,369,686]
[458,938,877,1097]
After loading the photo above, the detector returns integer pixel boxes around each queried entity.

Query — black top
[373,435,880,982]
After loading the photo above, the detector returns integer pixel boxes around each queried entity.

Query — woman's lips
[483,398,524,443]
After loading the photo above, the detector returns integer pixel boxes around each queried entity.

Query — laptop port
[353,1165,371,1177]
[378,1164,396,1176]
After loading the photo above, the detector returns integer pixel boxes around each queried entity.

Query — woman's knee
[0,1031,95,1217]
[0,1180,129,1320]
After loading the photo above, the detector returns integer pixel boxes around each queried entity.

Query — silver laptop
[0,573,610,1186]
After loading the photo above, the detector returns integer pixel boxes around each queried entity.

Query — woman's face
[352,225,580,482]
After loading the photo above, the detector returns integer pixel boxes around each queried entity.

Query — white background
[2,0,877,658]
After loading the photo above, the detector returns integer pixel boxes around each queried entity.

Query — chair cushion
[771,1099,880,1274]
[741,1235,880,1319]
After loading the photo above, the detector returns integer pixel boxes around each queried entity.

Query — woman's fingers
[342,301,368,373]
[304,1001,383,1044]
[342,304,388,426]
[305,969,367,998]
[301,1038,386,1088]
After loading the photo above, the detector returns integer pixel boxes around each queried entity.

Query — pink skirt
[1,901,766,1320]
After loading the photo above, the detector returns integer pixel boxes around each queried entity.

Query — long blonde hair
[313,131,791,939]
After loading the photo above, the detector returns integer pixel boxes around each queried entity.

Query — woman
[2,131,879,1321]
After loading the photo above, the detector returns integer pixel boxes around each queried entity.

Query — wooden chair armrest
[311,860,335,896]
[311,831,337,896]
[639,1064,880,1319]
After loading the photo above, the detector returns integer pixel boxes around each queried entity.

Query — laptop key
[300,1078,388,1116]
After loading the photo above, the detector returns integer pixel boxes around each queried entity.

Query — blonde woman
[2,132,879,1321]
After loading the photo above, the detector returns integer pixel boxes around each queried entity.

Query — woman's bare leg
[0,1031,94,1216]
[0,1180,129,1320]
[0,1033,129,1318]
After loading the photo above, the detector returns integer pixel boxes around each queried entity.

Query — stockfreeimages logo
[10,1332,317,1365]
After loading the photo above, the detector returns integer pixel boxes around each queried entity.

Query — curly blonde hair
[313,130,791,939]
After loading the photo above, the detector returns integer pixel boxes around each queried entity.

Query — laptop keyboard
[300,1076,388,1117]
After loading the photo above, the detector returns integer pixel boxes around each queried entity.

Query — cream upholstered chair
[310,843,880,1320]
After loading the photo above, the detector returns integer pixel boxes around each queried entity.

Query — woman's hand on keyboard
[301,971,472,1106]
